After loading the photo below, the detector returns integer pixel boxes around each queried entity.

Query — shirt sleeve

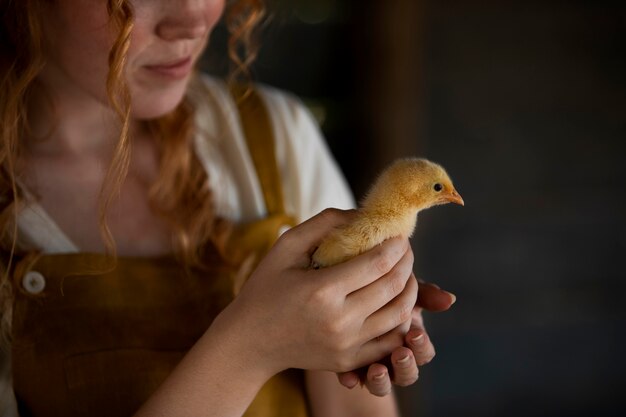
[258,87,356,223]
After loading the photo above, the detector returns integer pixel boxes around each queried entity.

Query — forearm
[306,370,400,417]
[134,316,274,417]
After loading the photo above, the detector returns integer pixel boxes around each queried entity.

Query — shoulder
[255,83,310,122]
[188,73,327,176]
[188,73,355,220]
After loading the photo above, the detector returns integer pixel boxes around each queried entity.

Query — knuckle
[406,247,415,264]
[387,273,407,299]
[372,250,394,275]
[333,357,354,373]
[309,294,352,347]
[400,276,418,305]
[319,207,344,223]
[396,302,414,326]
[322,207,343,216]
[310,284,332,304]
[325,322,343,339]
[322,317,349,344]
[275,225,297,246]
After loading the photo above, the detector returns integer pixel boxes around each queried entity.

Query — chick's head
[362,158,464,213]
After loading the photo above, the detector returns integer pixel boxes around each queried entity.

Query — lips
[144,57,193,79]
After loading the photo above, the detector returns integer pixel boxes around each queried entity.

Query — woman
[0,0,455,415]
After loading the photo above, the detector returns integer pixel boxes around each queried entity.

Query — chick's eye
[433,183,443,192]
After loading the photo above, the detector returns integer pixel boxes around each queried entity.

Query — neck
[25,65,142,157]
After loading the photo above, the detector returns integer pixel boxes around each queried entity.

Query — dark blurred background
[205,1,626,416]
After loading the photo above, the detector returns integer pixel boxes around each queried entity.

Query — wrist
[205,301,282,383]
[135,305,279,416]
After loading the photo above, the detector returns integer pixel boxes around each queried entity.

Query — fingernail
[373,372,387,381]
[396,355,411,365]
[411,334,424,345]
[445,291,457,305]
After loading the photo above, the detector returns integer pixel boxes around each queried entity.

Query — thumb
[276,208,357,254]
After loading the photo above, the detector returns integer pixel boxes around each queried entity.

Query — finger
[346,247,414,316]
[325,236,410,295]
[364,363,392,397]
[406,327,436,366]
[390,347,419,387]
[415,281,456,312]
[411,306,425,328]
[336,371,360,389]
[349,325,407,370]
[360,275,418,341]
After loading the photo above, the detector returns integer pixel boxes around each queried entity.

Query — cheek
[43,2,115,99]
[207,0,226,26]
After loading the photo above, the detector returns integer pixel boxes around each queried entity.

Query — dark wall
[413,2,625,417]
[206,1,626,416]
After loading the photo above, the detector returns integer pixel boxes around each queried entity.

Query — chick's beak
[445,188,465,206]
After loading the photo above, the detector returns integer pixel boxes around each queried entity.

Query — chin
[129,82,189,120]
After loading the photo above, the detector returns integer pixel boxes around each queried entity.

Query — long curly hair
[0,0,267,344]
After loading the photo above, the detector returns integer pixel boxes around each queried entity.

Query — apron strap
[227,84,297,295]
[230,84,287,217]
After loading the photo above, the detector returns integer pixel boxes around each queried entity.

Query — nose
[156,2,209,41]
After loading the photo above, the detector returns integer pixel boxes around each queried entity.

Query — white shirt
[16,75,355,253]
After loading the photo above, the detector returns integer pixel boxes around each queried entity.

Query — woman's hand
[336,281,456,396]
[209,208,418,379]
[138,209,421,416]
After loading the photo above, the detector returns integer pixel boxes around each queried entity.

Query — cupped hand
[209,209,418,379]
[337,280,456,396]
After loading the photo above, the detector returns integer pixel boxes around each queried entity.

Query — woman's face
[40,0,225,119]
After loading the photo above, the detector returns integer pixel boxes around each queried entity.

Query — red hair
[0,0,267,343]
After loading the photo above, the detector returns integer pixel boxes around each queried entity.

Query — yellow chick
[312,158,464,268]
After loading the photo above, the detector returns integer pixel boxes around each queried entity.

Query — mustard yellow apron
[10,87,304,417]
